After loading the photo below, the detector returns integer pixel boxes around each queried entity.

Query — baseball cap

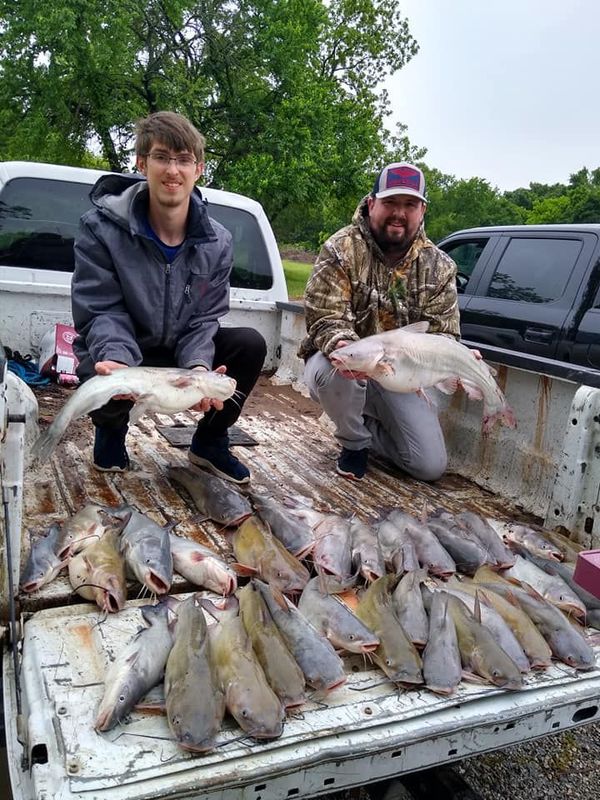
[372,162,427,203]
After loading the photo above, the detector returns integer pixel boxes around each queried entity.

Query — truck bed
[7,376,600,800]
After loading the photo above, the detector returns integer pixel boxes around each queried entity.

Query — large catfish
[32,367,237,461]
[329,322,516,434]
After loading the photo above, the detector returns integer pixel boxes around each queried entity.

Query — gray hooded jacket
[72,173,233,370]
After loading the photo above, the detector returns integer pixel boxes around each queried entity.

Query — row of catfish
[95,580,357,750]
[19,470,249,606]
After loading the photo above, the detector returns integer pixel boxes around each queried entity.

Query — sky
[384,0,600,192]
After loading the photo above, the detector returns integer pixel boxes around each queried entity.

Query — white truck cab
[0,161,288,367]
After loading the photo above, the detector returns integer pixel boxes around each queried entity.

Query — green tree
[0,0,419,246]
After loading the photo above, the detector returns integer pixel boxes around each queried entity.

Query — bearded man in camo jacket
[298,162,461,482]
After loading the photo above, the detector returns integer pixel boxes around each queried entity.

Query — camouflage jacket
[298,196,461,359]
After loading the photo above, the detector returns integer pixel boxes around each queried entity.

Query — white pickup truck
[2,161,600,800]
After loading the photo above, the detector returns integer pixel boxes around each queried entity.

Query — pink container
[573,550,600,601]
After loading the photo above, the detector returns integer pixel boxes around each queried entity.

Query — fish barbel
[329,322,516,434]
[32,367,237,461]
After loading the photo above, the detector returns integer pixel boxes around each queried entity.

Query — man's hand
[94,360,137,401]
[189,364,227,412]
[331,340,370,381]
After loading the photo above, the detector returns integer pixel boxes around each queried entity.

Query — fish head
[135,541,173,595]
[201,559,238,595]
[168,705,221,753]
[226,681,284,739]
[185,370,237,402]
[19,555,62,593]
[98,576,126,614]
[95,672,141,732]
[553,633,596,670]
[329,340,386,375]
[472,644,523,690]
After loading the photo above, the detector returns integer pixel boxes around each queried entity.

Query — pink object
[573,550,600,601]
[39,324,80,384]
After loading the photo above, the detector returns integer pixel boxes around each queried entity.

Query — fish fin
[196,597,222,620]
[416,387,432,405]
[402,321,430,334]
[435,377,460,395]
[133,702,166,714]
[271,587,292,612]
[473,590,482,623]
[482,405,517,434]
[232,562,258,577]
[129,397,152,424]
[336,589,359,611]
[373,359,395,378]
[458,379,484,401]
[316,566,328,595]
[461,670,487,685]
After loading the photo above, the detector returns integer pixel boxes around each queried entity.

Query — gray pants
[303,352,447,481]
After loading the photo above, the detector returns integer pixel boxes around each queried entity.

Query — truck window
[207,203,273,290]
[441,239,488,279]
[0,177,92,272]
[487,237,582,303]
[0,177,273,290]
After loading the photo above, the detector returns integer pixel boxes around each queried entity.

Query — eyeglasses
[144,152,198,169]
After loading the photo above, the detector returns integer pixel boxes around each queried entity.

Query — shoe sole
[93,463,130,473]
[188,451,251,485]
[335,465,365,481]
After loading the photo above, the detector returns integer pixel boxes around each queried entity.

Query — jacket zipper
[176,278,193,320]
[162,262,172,345]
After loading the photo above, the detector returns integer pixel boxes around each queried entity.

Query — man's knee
[304,352,336,391]
[404,448,447,482]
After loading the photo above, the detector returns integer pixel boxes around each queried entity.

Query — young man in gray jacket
[72,111,265,484]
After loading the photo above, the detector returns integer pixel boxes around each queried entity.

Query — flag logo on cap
[373,162,427,202]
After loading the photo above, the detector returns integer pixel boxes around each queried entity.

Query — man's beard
[373,224,412,254]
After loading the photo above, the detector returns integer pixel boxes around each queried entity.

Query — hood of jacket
[89,172,217,243]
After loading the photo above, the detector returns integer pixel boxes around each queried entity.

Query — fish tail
[482,403,517,434]
[31,430,60,462]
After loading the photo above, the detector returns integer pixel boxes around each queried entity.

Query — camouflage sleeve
[303,240,361,356]
[416,250,461,340]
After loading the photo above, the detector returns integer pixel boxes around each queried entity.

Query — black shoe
[93,424,130,472]
[336,447,369,480]
[188,433,250,484]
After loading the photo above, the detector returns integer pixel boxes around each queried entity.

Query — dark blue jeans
[76,326,267,439]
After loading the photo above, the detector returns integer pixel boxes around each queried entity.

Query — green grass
[282,259,313,299]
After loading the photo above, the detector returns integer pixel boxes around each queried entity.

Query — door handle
[524,327,554,343]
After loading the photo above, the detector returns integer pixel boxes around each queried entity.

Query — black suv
[438,224,600,370]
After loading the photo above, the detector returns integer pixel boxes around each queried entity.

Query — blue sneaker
[188,434,250,484]
[93,425,130,472]
[336,447,369,480]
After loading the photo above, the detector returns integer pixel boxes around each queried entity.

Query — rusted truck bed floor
[21,375,535,612]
